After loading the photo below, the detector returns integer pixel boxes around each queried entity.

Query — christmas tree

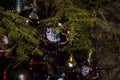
[0,0,120,80]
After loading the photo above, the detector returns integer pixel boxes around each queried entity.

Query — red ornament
[0,35,11,57]
[90,73,99,79]
[29,67,33,70]
[90,68,93,71]
[89,61,99,79]
[29,58,37,70]
[30,58,34,62]
[29,58,34,70]
[3,70,7,80]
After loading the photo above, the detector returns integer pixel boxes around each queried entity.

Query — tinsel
[16,0,23,13]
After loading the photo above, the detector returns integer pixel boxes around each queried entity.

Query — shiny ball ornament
[14,70,32,80]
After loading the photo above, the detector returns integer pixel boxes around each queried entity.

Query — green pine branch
[0,7,41,61]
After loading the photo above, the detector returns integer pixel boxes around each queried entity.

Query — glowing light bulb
[19,74,25,80]
[68,62,74,67]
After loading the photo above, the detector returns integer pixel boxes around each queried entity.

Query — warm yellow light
[66,54,77,68]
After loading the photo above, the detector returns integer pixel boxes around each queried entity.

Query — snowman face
[82,66,90,77]
[46,27,60,42]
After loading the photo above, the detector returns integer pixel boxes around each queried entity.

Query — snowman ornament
[81,65,90,77]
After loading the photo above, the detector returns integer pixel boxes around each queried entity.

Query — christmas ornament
[27,0,39,27]
[45,23,60,43]
[52,74,65,80]
[29,58,34,70]
[81,60,99,79]
[28,8,39,20]
[90,72,99,80]
[14,69,32,80]
[27,12,39,27]
[45,75,50,80]
[45,22,69,45]
[81,65,90,77]
[89,61,99,79]
[45,73,65,80]
[66,54,77,68]
[3,70,7,80]
[16,0,23,13]
[0,35,11,57]
[29,0,39,19]
[29,57,37,71]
